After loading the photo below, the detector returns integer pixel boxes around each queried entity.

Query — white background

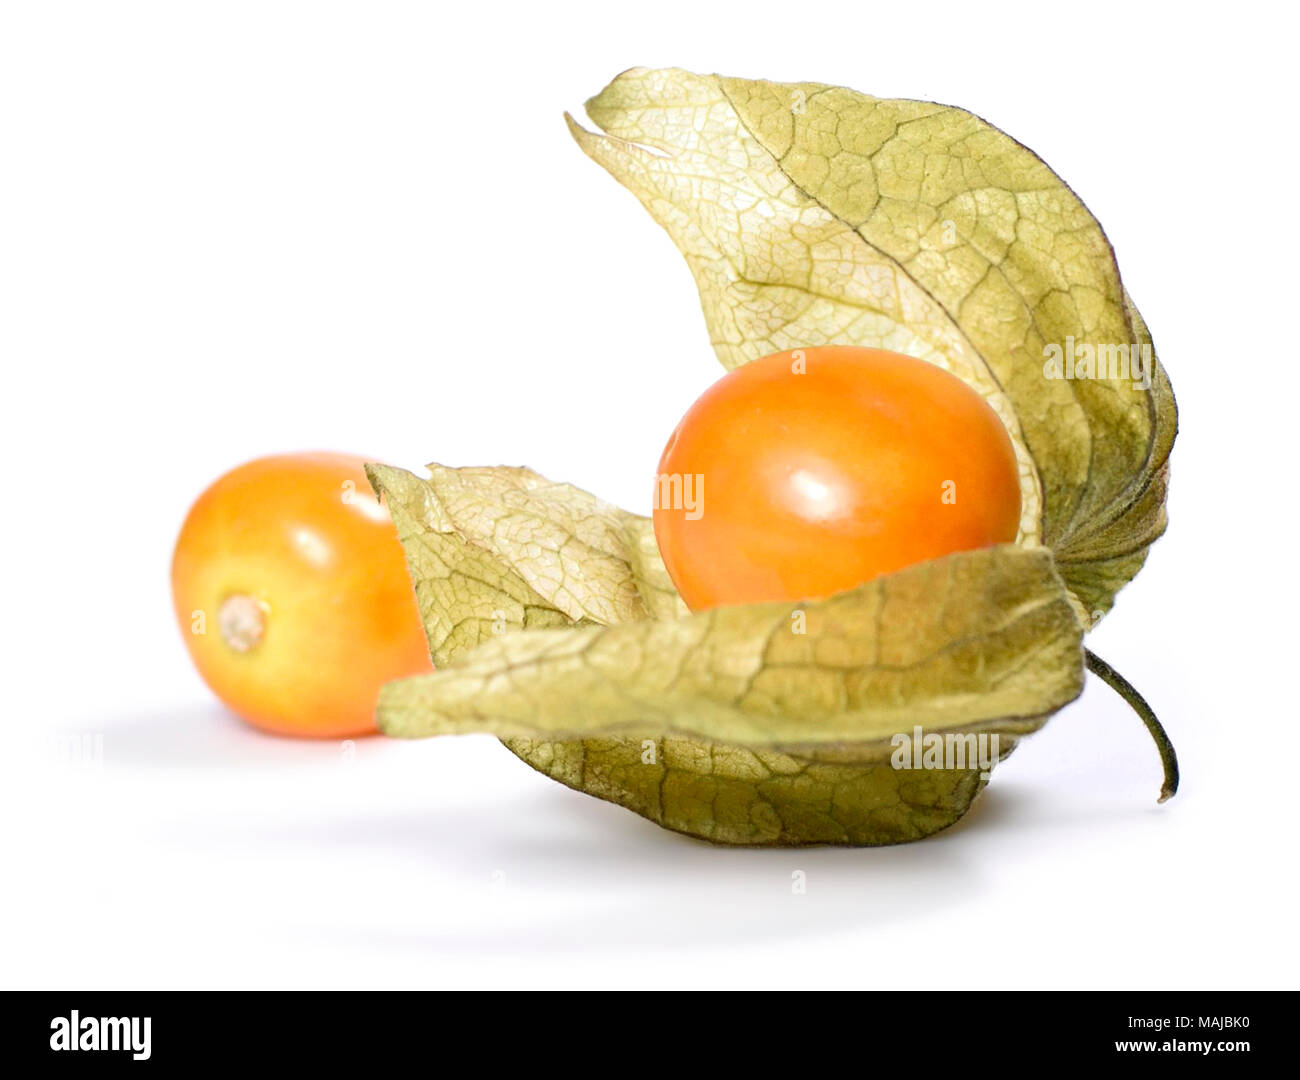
[2,0,1296,990]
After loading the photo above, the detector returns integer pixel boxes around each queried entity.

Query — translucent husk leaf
[370,463,1084,845]
[568,68,1176,622]
[365,70,1179,844]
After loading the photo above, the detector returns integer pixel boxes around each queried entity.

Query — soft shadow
[220,781,995,954]
[939,778,1168,837]
[96,703,396,772]
[97,709,1126,955]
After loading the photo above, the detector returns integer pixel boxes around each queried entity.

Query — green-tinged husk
[370,463,1085,845]
[367,68,1177,845]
